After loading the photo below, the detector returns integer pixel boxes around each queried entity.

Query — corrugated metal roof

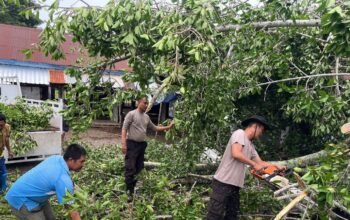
[0,59,126,86]
[0,64,49,85]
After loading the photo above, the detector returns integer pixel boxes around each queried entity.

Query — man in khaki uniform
[207,115,285,220]
[121,96,174,202]
[0,113,14,193]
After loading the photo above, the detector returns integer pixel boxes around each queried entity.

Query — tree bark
[216,19,321,32]
[269,150,327,167]
[144,150,327,171]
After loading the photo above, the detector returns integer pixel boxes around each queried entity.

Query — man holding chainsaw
[207,115,286,220]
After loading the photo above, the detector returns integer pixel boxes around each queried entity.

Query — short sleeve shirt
[122,109,157,142]
[214,129,258,188]
[0,123,11,157]
[5,155,74,211]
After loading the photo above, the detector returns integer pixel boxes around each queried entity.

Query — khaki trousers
[11,203,55,220]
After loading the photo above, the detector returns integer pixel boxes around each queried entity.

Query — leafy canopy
[18,0,350,162]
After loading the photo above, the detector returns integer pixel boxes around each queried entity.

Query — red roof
[0,23,130,71]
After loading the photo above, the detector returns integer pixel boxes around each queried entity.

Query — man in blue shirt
[5,144,87,220]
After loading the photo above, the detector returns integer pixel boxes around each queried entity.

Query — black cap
[241,115,270,130]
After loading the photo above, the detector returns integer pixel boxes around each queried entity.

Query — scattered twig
[226,45,234,59]
[79,0,91,8]
[296,32,327,43]
[290,61,307,76]
[155,215,173,219]
[274,183,299,196]
[276,193,299,201]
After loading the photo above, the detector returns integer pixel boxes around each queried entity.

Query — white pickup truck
[0,76,62,164]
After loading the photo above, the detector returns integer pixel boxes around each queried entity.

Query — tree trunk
[144,150,327,171]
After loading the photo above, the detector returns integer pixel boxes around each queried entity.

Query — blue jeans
[0,157,7,193]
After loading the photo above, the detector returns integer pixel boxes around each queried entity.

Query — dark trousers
[207,179,240,220]
[0,157,7,193]
[124,140,147,193]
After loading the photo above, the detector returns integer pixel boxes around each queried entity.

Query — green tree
[5,0,349,218]
[34,0,350,160]
[0,0,41,27]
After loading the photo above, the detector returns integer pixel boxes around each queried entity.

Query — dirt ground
[65,126,122,147]
[64,125,166,147]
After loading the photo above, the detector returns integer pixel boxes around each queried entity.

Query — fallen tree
[144,149,328,172]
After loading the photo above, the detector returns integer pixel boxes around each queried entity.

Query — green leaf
[49,0,59,10]
[121,32,136,46]
[328,6,345,17]
[326,192,334,205]
[82,9,89,18]
[21,49,33,59]
[140,34,150,40]
[135,10,141,21]
[153,39,165,50]
[195,51,200,61]
[180,87,185,94]
[103,22,109,31]
[302,172,313,182]
[340,188,347,194]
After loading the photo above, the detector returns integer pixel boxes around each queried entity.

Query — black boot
[126,190,133,203]
[132,179,138,190]
[126,184,134,203]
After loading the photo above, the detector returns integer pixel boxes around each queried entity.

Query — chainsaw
[250,165,292,190]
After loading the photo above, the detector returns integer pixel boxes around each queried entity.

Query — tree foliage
[301,144,350,215]
[0,98,53,155]
[0,0,41,27]
[18,0,350,211]
[0,0,348,218]
[30,0,349,159]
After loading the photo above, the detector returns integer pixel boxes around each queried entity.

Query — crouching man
[5,144,87,220]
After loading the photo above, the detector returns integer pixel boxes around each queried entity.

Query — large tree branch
[146,77,171,113]
[144,150,328,172]
[269,150,327,167]
[79,55,130,73]
[255,73,350,87]
[216,19,321,32]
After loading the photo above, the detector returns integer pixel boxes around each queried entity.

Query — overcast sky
[39,0,110,27]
